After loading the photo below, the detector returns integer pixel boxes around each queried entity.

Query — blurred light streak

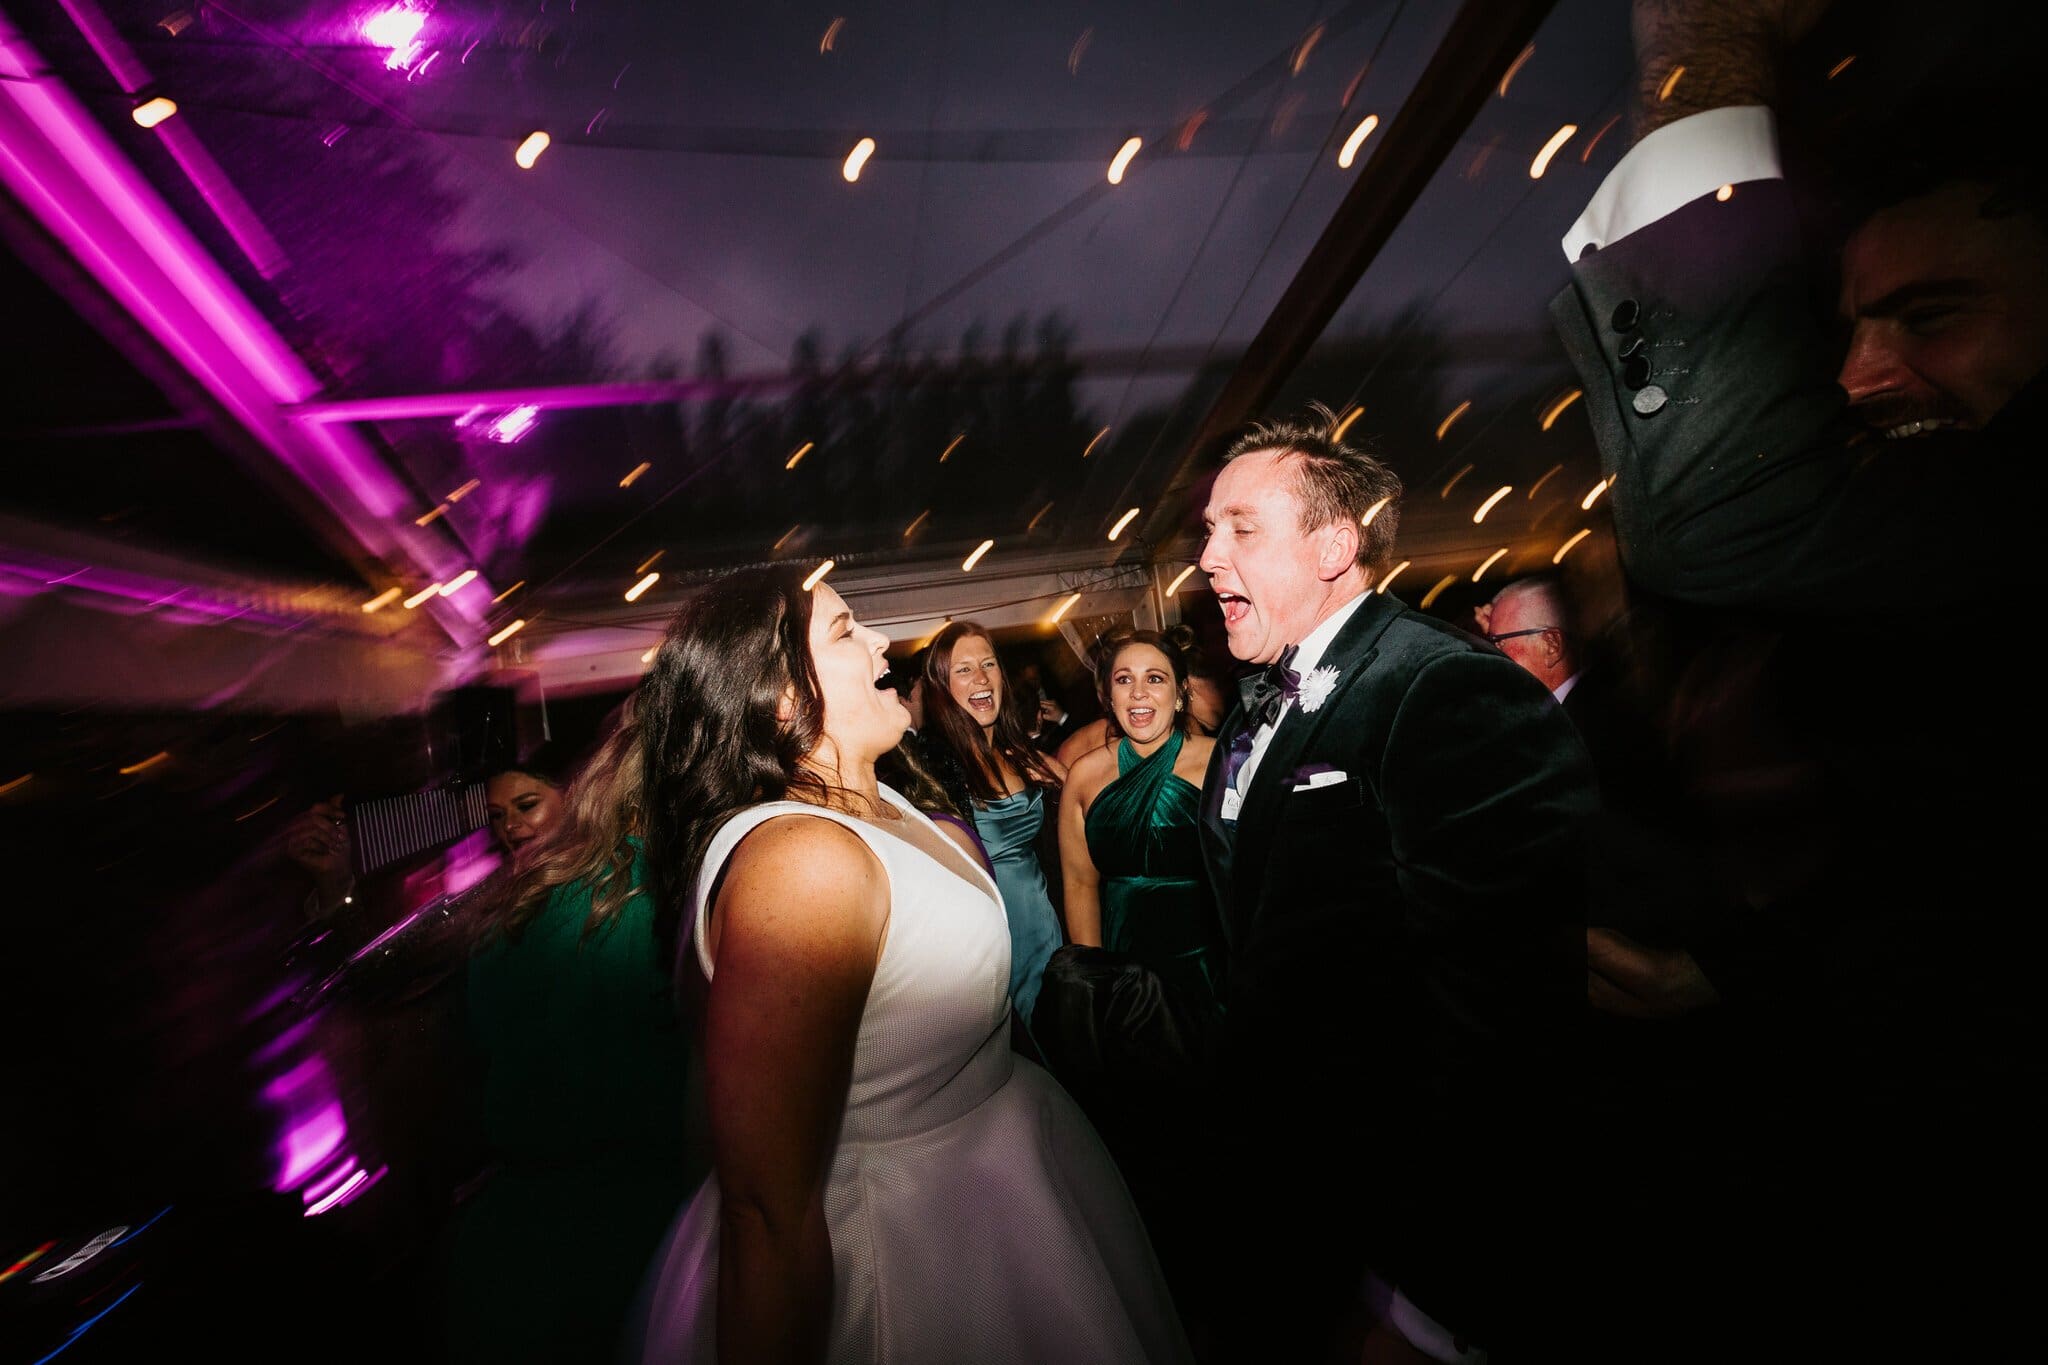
[904,509,931,538]
[414,505,448,527]
[1069,27,1093,75]
[1474,485,1513,523]
[1165,564,1200,595]
[939,433,965,463]
[1527,464,1563,499]
[0,773,33,797]
[1420,574,1459,610]
[802,560,835,590]
[641,647,657,664]
[1108,507,1141,541]
[785,441,815,470]
[636,551,665,574]
[1554,528,1592,562]
[1084,426,1111,457]
[1581,113,1621,162]
[118,751,168,775]
[1362,495,1393,527]
[1436,400,1472,440]
[445,478,480,502]
[130,96,177,128]
[1333,405,1366,440]
[1715,183,1734,202]
[1658,65,1685,101]
[361,587,401,612]
[1292,24,1326,75]
[1048,592,1082,624]
[0,1241,55,1284]
[305,1167,380,1217]
[843,137,876,182]
[1177,111,1209,150]
[624,572,660,602]
[234,795,280,822]
[620,462,652,487]
[514,131,550,169]
[1529,124,1577,178]
[439,569,478,596]
[403,584,441,609]
[820,18,845,53]
[26,1279,139,1354]
[1497,44,1535,96]
[962,540,995,572]
[1540,388,1584,430]
[1827,55,1856,79]
[1342,61,1372,107]
[488,619,526,646]
[1338,114,1380,169]
[491,579,525,604]
[773,526,801,552]
[1377,560,1411,594]
[1472,548,1509,582]
[1027,502,1055,532]
[488,405,539,443]
[1108,137,1142,185]
[1581,478,1611,510]
[1440,464,1474,497]
[157,11,194,37]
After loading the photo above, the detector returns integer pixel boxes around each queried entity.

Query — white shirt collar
[1289,589,1370,676]
[1551,671,1581,704]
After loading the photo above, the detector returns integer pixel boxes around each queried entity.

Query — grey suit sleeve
[1551,181,1992,614]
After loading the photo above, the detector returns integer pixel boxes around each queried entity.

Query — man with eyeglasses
[1481,578,1579,704]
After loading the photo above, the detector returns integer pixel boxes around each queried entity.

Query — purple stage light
[362,5,428,70]
[361,6,426,52]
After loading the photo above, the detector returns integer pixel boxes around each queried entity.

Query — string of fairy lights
[83,4,1659,658]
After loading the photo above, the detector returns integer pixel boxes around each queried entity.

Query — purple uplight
[362,6,428,70]
[487,404,540,444]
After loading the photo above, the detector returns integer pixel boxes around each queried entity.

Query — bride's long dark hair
[640,566,829,967]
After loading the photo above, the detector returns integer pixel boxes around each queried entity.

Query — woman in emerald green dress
[441,702,702,1364]
[1057,628,1221,1005]
[1045,627,1222,1324]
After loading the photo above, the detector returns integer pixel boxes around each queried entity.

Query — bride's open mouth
[1123,707,1156,730]
[966,688,997,717]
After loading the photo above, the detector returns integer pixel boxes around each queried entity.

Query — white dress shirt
[1223,589,1369,820]
[1560,105,1781,261]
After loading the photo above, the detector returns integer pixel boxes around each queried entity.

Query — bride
[629,567,1189,1363]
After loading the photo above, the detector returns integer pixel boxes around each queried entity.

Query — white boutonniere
[1296,665,1341,714]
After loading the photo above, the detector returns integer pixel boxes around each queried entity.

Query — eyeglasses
[1483,627,1561,646]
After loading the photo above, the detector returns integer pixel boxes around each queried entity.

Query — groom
[1196,410,1596,1362]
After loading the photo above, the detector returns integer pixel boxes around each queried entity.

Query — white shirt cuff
[1389,1288,1488,1364]
[1560,106,1781,261]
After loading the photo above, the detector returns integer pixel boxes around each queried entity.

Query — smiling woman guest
[918,621,1068,1028]
[1057,627,1219,999]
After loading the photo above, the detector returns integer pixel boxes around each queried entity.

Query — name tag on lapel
[1220,787,1243,822]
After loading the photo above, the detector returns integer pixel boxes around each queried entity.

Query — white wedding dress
[628,786,1191,1363]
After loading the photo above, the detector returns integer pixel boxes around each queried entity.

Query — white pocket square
[1291,769,1349,792]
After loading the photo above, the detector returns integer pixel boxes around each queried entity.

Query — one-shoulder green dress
[1084,729,1223,1013]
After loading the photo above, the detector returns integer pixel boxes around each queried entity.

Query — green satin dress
[1084,729,1223,1014]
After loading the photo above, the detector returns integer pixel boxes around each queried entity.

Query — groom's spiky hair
[1222,402,1403,573]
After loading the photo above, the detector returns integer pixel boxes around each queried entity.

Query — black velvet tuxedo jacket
[1197,590,1596,1347]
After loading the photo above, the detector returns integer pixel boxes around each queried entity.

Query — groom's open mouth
[1216,591,1250,627]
